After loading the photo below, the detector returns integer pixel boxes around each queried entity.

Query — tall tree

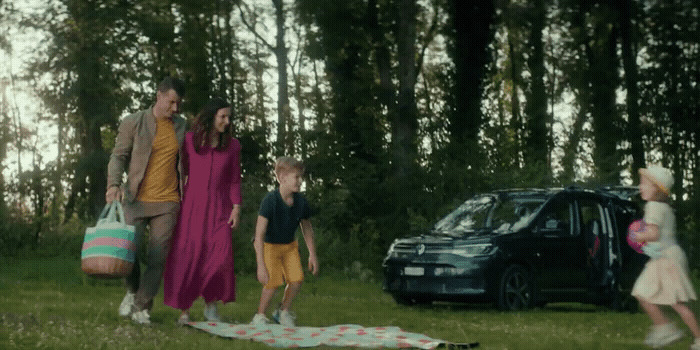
[239,0,291,156]
[505,0,526,171]
[443,0,496,194]
[569,0,622,184]
[31,0,138,218]
[523,0,550,176]
[446,0,495,147]
[393,0,419,177]
[0,82,9,216]
[617,0,645,179]
[177,0,212,115]
[298,0,389,252]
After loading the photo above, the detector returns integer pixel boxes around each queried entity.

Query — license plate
[404,267,424,276]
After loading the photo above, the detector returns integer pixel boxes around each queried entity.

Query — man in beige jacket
[106,76,187,324]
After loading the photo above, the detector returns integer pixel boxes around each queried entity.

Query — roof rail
[597,185,639,200]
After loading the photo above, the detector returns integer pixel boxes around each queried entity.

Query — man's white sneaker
[278,310,296,327]
[131,309,151,325]
[690,338,700,350]
[250,313,270,325]
[203,303,220,322]
[118,292,135,317]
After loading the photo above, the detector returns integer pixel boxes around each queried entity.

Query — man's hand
[106,186,122,203]
[308,254,319,276]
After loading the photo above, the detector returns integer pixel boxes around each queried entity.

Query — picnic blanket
[187,322,478,349]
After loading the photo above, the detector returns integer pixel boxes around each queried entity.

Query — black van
[382,187,647,310]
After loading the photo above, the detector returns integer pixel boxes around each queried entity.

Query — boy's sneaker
[203,303,220,322]
[250,313,270,325]
[118,291,135,317]
[645,323,683,348]
[691,338,700,350]
[131,309,151,325]
[278,310,296,327]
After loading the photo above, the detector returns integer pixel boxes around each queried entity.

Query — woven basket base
[82,257,134,279]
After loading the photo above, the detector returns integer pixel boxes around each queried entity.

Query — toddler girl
[631,166,700,349]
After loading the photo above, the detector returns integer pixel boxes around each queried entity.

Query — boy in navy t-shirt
[251,157,318,326]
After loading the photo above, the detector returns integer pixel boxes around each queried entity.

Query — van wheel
[497,265,533,311]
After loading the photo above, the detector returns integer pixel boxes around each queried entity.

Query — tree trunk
[272,0,291,156]
[580,1,621,184]
[618,0,645,180]
[508,31,523,170]
[447,0,495,155]
[32,149,43,246]
[180,6,211,115]
[665,0,684,206]
[524,0,549,175]
[393,0,419,177]
[0,83,10,216]
[293,54,308,160]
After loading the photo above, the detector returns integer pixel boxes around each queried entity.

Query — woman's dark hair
[192,97,232,153]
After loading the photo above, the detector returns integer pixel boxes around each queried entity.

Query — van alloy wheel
[497,265,533,311]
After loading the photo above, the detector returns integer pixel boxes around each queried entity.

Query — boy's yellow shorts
[263,241,304,289]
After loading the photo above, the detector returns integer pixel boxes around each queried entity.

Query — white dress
[631,201,697,304]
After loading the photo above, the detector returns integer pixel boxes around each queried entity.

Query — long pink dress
[164,132,242,310]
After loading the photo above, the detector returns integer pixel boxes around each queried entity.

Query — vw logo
[416,243,426,255]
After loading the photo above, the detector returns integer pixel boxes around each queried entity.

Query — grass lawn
[1,256,699,349]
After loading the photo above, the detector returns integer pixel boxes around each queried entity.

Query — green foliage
[0,218,34,257]
[0,210,86,258]
[678,201,700,273]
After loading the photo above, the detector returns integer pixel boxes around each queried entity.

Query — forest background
[1,0,699,277]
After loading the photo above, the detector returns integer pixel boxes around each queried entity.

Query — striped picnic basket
[81,201,136,278]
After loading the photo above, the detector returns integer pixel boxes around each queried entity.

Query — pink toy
[627,219,646,254]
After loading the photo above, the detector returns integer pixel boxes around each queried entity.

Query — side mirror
[545,219,559,230]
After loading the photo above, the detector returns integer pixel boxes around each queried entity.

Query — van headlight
[448,243,495,258]
[386,242,397,258]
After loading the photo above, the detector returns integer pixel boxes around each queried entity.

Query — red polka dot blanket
[187,322,478,349]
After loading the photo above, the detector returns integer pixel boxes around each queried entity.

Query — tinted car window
[432,194,546,236]
[537,199,574,236]
[579,199,606,237]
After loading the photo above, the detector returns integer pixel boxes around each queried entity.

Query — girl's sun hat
[639,165,673,195]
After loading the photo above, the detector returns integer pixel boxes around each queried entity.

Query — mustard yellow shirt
[137,117,180,202]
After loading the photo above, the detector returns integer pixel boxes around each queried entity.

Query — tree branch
[415,0,440,80]
[237,2,276,52]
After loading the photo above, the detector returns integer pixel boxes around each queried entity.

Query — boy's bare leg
[281,282,302,311]
[258,288,277,314]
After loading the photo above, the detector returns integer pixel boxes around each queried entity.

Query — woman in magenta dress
[164,97,242,324]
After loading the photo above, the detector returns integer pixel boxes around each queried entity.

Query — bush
[0,218,35,256]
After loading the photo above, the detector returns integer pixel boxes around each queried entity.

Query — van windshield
[432,193,547,237]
